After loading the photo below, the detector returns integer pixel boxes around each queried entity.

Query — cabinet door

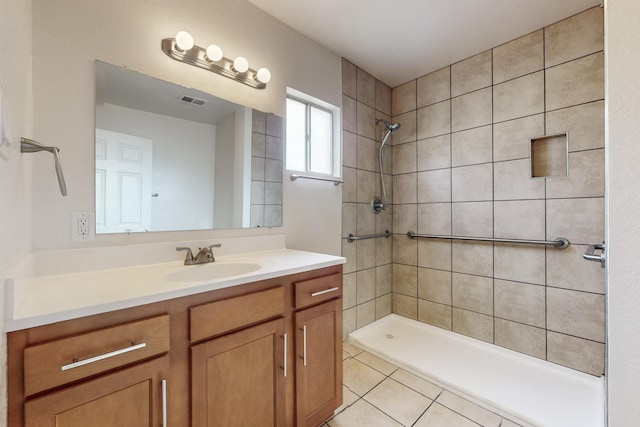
[295,299,343,427]
[191,318,286,427]
[25,356,168,427]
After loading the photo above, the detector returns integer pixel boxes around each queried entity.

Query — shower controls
[583,242,606,268]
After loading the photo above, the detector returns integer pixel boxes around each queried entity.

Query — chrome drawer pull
[162,378,168,426]
[303,325,307,367]
[310,287,339,297]
[282,333,288,378]
[61,342,147,371]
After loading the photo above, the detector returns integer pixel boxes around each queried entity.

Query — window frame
[285,88,341,178]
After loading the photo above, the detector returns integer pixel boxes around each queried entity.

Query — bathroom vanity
[5,238,344,427]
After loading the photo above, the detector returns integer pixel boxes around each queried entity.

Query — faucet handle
[208,243,222,249]
[176,247,195,265]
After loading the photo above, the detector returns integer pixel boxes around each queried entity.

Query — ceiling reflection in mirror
[95,61,283,234]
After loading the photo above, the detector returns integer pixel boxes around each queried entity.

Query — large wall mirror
[95,61,283,234]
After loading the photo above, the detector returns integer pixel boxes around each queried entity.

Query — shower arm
[20,137,68,196]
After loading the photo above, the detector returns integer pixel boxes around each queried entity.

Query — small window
[286,88,340,177]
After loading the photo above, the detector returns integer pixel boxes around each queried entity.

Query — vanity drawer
[190,286,285,343]
[23,314,170,397]
[294,273,342,309]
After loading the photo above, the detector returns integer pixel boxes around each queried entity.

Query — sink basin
[164,261,261,282]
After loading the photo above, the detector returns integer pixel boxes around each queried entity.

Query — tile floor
[322,342,526,427]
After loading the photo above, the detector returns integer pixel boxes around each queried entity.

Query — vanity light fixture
[162,31,271,89]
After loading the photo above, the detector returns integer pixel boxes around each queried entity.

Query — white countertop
[4,238,345,332]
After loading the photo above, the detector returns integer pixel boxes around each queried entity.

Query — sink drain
[384,334,394,339]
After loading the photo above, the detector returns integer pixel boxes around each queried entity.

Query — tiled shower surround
[341,7,605,376]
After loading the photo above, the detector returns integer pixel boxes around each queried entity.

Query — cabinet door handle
[303,325,307,367]
[282,333,288,377]
[61,342,147,371]
[162,378,168,427]
[310,287,340,297]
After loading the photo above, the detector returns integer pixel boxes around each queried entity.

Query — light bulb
[233,56,249,73]
[175,31,194,51]
[256,67,271,84]
[205,44,223,62]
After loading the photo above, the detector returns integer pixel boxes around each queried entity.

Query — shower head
[376,119,401,133]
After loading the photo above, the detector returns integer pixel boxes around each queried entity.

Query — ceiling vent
[180,95,208,106]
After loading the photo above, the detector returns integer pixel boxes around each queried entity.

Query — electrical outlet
[71,212,95,241]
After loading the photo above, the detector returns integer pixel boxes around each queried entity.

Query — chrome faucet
[176,244,221,265]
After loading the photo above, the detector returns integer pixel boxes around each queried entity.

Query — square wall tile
[394,293,418,319]
[547,243,605,294]
[392,80,417,116]
[376,264,392,296]
[265,159,282,181]
[357,135,377,172]
[266,114,283,137]
[452,273,494,315]
[452,202,493,237]
[252,109,266,133]
[545,7,604,68]
[342,167,357,202]
[343,273,357,309]
[343,307,356,340]
[357,300,376,329]
[546,101,604,152]
[376,80,392,116]
[417,238,452,270]
[418,100,451,139]
[376,232,393,265]
[493,30,544,84]
[547,287,605,342]
[342,95,357,133]
[451,241,493,278]
[547,331,605,376]
[342,58,357,97]
[393,234,417,265]
[418,203,452,235]
[391,111,417,145]
[251,181,264,204]
[493,71,544,123]
[494,200,545,240]
[493,114,544,162]
[393,204,417,236]
[418,300,452,330]
[451,50,492,97]
[264,182,282,204]
[357,268,376,304]
[357,101,376,139]
[494,158,545,200]
[266,136,283,160]
[495,318,546,359]
[357,68,376,108]
[451,163,493,202]
[451,87,492,132]
[452,308,493,343]
[546,197,604,245]
[342,238,357,274]
[418,135,451,171]
[376,294,392,319]
[451,125,492,167]
[494,279,545,328]
[356,239,376,271]
[418,267,452,305]
[494,243,545,285]
[356,169,376,203]
[393,173,417,204]
[393,142,417,174]
[252,132,266,157]
[545,52,604,111]
[417,169,451,203]
[417,66,451,107]
[546,149,605,199]
[343,131,357,168]
[393,264,418,297]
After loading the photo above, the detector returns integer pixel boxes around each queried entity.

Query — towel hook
[20,137,67,196]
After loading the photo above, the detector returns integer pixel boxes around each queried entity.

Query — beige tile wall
[342,59,394,340]
[386,6,605,376]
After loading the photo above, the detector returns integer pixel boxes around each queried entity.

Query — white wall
[605,0,640,424]
[0,0,33,424]
[29,0,343,255]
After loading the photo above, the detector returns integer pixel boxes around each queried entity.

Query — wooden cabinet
[191,318,286,426]
[294,274,343,427]
[24,356,168,427]
[7,265,342,427]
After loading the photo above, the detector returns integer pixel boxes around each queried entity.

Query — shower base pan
[349,314,604,427]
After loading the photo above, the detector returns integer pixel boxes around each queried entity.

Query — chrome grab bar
[290,173,343,185]
[583,242,606,268]
[406,231,570,249]
[347,230,391,243]
[61,342,147,371]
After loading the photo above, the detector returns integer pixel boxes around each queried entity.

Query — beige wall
[28,0,342,255]
[343,7,606,376]
[341,60,394,340]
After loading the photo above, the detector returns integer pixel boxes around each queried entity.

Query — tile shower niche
[530,132,569,178]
